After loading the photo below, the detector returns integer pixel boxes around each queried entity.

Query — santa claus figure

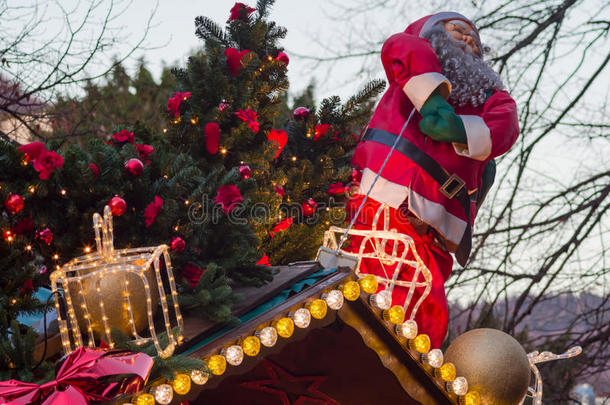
[347,12,519,347]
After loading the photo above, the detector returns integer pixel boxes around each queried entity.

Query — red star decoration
[241,360,340,405]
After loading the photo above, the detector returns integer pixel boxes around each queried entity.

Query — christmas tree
[0,0,383,380]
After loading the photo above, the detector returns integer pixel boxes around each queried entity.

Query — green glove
[419,91,467,144]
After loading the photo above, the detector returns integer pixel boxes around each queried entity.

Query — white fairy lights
[222,345,244,366]
[370,290,392,310]
[256,326,278,347]
[151,384,173,405]
[291,308,311,328]
[396,319,418,339]
[448,376,469,396]
[322,290,344,310]
[50,205,183,358]
[423,348,444,368]
[190,369,209,385]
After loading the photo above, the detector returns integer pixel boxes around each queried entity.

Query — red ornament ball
[239,164,252,179]
[36,228,54,245]
[124,158,144,176]
[293,106,310,121]
[5,193,24,214]
[301,198,318,218]
[109,195,126,216]
[170,236,186,252]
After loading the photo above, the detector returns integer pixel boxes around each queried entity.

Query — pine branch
[194,16,230,46]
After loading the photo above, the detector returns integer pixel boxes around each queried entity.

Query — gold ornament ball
[172,373,191,395]
[359,275,378,294]
[444,328,531,405]
[71,260,160,338]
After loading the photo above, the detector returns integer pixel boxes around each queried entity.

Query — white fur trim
[407,188,466,245]
[452,115,491,161]
[358,168,409,208]
[403,72,451,111]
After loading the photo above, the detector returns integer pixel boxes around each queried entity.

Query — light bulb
[322,290,344,310]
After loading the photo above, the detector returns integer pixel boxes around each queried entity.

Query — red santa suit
[347,12,519,347]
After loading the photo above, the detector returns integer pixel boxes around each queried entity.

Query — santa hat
[405,12,482,55]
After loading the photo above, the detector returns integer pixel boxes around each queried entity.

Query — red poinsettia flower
[256,254,271,266]
[33,150,64,180]
[269,217,293,237]
[313,124,331,141]
[327,182,347,195]
[228,2,256,21]
[182,263,205,288]
[225,48,251,76]
[167,91,191,118]
[214,185,244,214]
[135,144,154,164]
[267,129,288,158]
[144,196,163,227]
[276,52,289,65]
[205,122,220,154]
[235,108,259,133]
[18,142,45,161]
[112,129,135,143]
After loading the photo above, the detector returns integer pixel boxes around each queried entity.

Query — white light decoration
[396,319,418,339]
[49,206,183,358]
[291,308,311,328]
[521,346,582,405]
[422,348,443,368]
[190,369,209,385]
[256,326,278,347]
[447,376,468,396]
[322,290,344,310]
[318,203,433,321]
[370,290,392,310]
[222,345,244,366]
[152,384,173,405]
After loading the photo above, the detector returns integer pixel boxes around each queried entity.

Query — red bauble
[124,158,144,176]
[5,193,24,214]
[293,106,310,121]
[109,195,126,216]
[36,228,54,245]
[301,198,318,217]
[170,236,186,252]
[239,164,251,179]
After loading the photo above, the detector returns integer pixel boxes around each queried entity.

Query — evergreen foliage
[0,0,383,380]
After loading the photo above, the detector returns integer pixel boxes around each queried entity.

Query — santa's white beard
[423,29,504,108]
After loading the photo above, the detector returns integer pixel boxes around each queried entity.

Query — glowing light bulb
[448,377,468,396]
[135,393,155,405]
[396,319,418,339]
[370,290,392,310]
[409,334,431,354]
[222,345,244,366]
[172,373,191,395]
[383,305,405,324]
[291,308,311,328]
[460,390,480,405]
[359,275,378,294]
[152,384,173,404]
[206,355,226,375]
[340,281,360,301]
[307,299,327,319]
[273,317,294,338]
[190,369,209,385]
[423,348,444,368]
[436,362,456,382]
[241,336,261,357]
[322,290,344,310]
[256,326,278,347]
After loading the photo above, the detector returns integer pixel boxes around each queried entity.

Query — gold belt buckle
[439,173,465,199]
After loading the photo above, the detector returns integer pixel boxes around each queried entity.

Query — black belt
[362,128,473,266]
